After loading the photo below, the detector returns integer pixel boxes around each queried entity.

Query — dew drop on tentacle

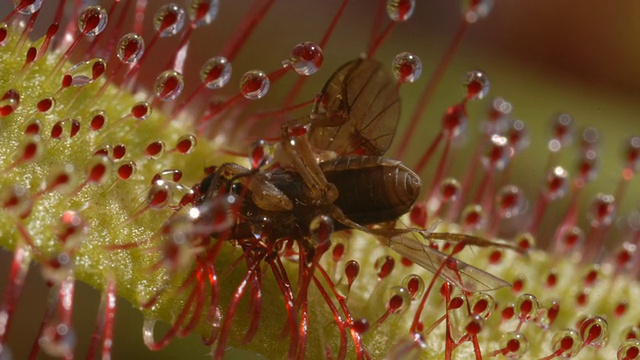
[545,166,569,200]
[240,70,270,100]
[174,134,197,154]
[441,104,467,138]
[66,58,107,87]
[188,0,220,27]
[465,314,484,336]
[351,319,370,335]
[287,42,324,76]
[383,286,411,315]
[515,293,539,323]
[579,316,609,348]
[624,136,640,171]
[547,328,583,359]
[40,322,77,358]
[386,0,416,22]
[482,134,509,171]
[36,96,55,113]
[463,70,490,100]
[89,109,108,132]
[1,185,32,218]
[495,331,529,359]
[154,4,186,37]
[618,339,640,360]
[144,141,165,159]
[402,274,424,300]
[0,89,19,117]
[310,215,334,247]
[200,56,232,89]
[117,33,146,64]
[131,102,151,121]
[576,150,598,184]
[514,233,535,252]
[462,0,494,23]
[469,292,495,319]
[78,6,108,36]
[248,139,273,170]
[335,259,359,297]
[154,70,184,101]
[461,204,486,231]
[439,178,461,203]
[495,185,524,219]
[549,113,575,151]
[42,163,77,196]
[505,119,530,155]
[24,119,41,135]
[374,255,395,280]
[588,193,616,227]
[482,97,511,134]
[117,161,137,180]
[392,52,422,83]
[14,0,44,15]
[194,193,238,234]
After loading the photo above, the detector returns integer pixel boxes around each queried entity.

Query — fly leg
[280,119,338,205]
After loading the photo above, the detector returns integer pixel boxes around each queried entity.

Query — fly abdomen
[320,156,422,225]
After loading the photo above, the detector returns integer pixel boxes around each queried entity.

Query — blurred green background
[1,0,639,359]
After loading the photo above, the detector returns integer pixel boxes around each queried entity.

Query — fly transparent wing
[389,233,511,293]
[308,58,400,156]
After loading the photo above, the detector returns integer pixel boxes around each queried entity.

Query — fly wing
[308,58,400,156]
[389,233,511,293]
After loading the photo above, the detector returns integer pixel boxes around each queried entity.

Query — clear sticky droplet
[89,109,108,131]
[624,136,640,172]
[288,42,324,76]
[154,4,186,37]
[248,140,273,169]
[464,70,490,100]
[310,215,333,246]
[14,0,43,15]
[118,161,137,180]
[402,274,424,300]
[41,323,76,358]
[546,166,569,200]
[0,89,19,117]
[0,24,9,46]
[117,33,145,64]
[461,204,486,230]
[240,70,270,100]
[392,52,422,83]
[131,102,151,121]
[515,293,539,322]
[549,113,574,149]
[549,329,583,359]
[154,70,184,101]
[498,331,529,358]
[505,119,530,154]
[86,155,111,185]
[482,134,509,171]
[618,339,640,360]
[78,6,108,36]
[386,0,416,22]
[188,0,220,27]
[496,185,524,219]
[175,134,197,154]
[383,286,411,315]
[462,0,493,23]
[66,58,107,86]
[439,178,461,202]
[576,150,598,184]
[588,193,616,227]
[374,255,395,280]
[144,141,165,159]
[469,293,495,319]
[200,56,232,89]
[579,316,608,347]
[441,104,467,138]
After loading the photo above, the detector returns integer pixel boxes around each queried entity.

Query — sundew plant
[0,1,639,359]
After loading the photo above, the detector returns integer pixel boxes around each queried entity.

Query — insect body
[198,57,510,293]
